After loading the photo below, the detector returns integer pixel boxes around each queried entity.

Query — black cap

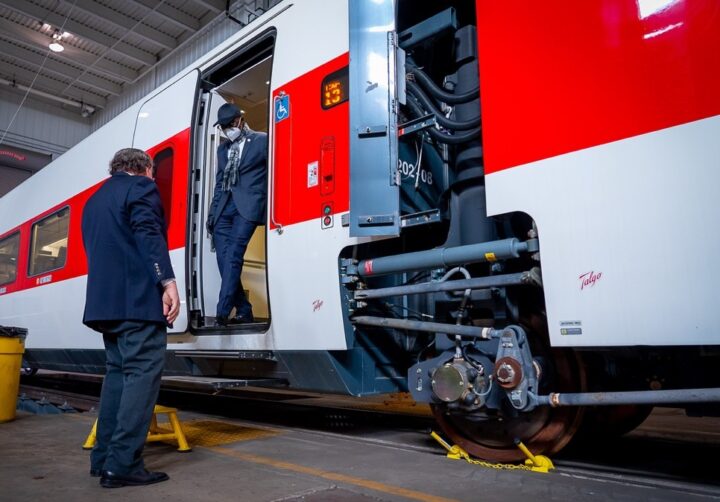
[213,103,244,127]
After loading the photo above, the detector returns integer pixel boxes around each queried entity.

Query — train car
[1,0,720,461]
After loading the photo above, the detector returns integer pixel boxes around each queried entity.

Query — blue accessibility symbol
[275,94,290,123]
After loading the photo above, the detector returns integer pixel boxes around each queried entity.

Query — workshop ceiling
[0,0,239,116]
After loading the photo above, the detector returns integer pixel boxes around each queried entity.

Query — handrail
[269,93,285,234]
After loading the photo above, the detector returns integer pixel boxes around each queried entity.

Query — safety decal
[274,94,290,123]
[364,260,373,275]
[307,161,318,188]
[559,320,582,336]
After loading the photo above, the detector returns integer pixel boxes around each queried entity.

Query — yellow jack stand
[82,405,192,452]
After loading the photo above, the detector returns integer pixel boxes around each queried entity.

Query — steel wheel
[431,315,586,462]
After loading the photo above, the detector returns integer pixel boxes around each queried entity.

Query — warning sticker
[307,161,318,188]
[559,320,582,335]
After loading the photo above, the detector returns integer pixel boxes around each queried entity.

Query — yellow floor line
[207,445,458,502]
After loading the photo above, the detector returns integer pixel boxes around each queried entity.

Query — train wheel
[576,405,653,440]
[431,325,586,462]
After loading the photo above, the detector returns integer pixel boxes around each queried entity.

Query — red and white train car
[1,0,719,461]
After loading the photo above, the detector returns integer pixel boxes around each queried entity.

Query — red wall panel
[476,0,720,173]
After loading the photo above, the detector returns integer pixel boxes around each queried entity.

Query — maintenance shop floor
[0,408,717,502]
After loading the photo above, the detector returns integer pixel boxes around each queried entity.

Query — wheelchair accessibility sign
[274,94,290,123]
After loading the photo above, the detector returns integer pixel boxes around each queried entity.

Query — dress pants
[213,197,257,319]
[90,320,166,475]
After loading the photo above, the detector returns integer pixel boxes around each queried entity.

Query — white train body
[0,0,354,353]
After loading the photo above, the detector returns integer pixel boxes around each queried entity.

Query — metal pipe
[355,271,529,300]
[352,315,493,339]
[450,267,472,358]
[0,77,96,113]
[537,388,720,407]
[356,238,528,277]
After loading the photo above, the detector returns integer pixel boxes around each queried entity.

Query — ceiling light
[49,31,64,52]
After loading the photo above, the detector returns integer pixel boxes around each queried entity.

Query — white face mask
[225,127,242,141]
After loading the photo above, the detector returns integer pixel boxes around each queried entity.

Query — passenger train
[1,0,720,461]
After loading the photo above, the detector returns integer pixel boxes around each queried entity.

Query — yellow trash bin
[0,327,27,423]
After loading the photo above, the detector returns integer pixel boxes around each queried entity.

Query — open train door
[132,69,200,334]
[189,38,273,332]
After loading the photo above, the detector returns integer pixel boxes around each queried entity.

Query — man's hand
[162,281,180,325]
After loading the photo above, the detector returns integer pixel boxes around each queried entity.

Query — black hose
[408,66,479,104]
[407,80,480,130]
[406,95,481,145]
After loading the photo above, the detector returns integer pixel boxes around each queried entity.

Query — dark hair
[109,148,152,175]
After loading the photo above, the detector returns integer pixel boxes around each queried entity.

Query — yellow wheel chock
[514,438,554,473]
[430,431,554,473]
[83,405,191,452]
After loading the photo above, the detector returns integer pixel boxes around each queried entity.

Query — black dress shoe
[213,316,228,327]
[100,469,169,488]
[228,314,254,324]
[90,469,102,477]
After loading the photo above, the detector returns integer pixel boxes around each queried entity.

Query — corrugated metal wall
[0,87,89,196]
[91,0,282,131]
[0,87,90,157]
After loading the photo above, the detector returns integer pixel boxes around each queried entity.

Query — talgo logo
[579,271,602,290]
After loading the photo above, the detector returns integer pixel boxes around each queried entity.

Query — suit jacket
[82,172,175,330]
[209,130,268,225]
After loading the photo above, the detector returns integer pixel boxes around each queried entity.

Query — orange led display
[323,80,344,108]
[321,66,348,110]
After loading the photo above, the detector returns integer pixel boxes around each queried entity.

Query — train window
[28,207,69,277]
[321,66,348,110]
[0,232,20,286]
[153,148,173,226]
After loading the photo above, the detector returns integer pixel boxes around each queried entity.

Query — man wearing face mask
[206,103,268,326]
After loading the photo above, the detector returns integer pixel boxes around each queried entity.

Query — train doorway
[190,38,273,332]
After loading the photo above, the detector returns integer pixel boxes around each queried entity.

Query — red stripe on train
[271,53,349,230]
[476,0,720,173]
[0,128,189,296]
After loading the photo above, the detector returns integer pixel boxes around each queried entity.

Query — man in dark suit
[206,103,267,326]
[82,148,180,488]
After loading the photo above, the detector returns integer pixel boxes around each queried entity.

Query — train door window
[28,207,69,277]
[153,148,174,225]
[0,232,20,285]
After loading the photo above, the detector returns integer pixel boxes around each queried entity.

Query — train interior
[190,41,273,332]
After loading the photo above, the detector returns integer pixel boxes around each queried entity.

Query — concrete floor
[0,408,718,502]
